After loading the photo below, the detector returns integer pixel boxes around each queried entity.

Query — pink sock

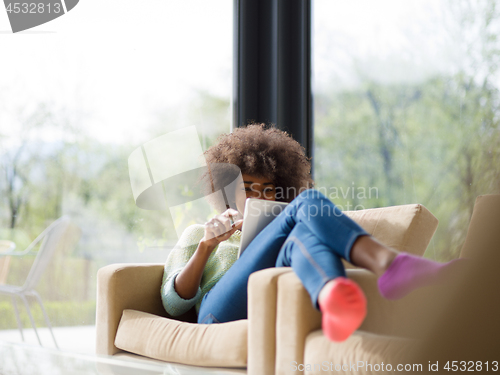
[319,277,367,342]
[378,253,463,300]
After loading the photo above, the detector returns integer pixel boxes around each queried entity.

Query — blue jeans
[197,189,368,324]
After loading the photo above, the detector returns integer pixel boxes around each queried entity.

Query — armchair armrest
[96,263,168,355]
[248,267,294,375]
[275,271,321,375]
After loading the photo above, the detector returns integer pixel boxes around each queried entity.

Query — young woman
[161,124,458,342]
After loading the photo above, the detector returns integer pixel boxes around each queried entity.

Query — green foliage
[313,0,500,261]
[0,89,232,329]
[5,252,100,301]
[315,73,500,261]
[0,300,96,330]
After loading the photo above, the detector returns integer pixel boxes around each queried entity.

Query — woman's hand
[174,209,243,300]
[201,208,243,251]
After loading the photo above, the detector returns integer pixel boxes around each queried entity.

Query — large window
[313,0,500,261]
[0,0,232,349]
[2,0,498,355]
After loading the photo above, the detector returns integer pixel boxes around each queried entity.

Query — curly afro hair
[203,123,314,202]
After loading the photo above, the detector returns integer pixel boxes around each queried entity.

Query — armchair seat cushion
[114,309,247,368]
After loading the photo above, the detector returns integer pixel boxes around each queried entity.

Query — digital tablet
[237,198,289,258]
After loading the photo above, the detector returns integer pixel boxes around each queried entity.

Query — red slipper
[319,277,367,342]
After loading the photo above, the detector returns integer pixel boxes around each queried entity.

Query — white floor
[0,325,96,354]
[0,326,247,374]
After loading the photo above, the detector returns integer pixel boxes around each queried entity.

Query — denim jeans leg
[283,189,368,263]
[276,222,346,309]
[197,214,291,324]
[197,189,368,324]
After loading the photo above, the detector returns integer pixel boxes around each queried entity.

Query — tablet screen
[238,198,288,258]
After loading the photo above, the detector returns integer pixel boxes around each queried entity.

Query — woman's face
[235,173,276,215]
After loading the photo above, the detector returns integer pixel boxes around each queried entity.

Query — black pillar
[233,0,313,164]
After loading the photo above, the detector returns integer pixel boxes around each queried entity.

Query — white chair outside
[0,216,80,348]
[0,240,16,285]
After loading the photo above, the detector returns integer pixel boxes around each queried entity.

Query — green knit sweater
[160,224,241,316]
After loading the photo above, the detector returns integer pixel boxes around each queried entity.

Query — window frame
[233,0,313,169]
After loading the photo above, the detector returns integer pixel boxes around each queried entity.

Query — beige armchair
[95,202,439,374]
[96,263,290,371]
[272,195,500,375]
[410,194,500,368]
[272,269,448,375]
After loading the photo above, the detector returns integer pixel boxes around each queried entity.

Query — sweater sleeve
[160,224,206,317]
